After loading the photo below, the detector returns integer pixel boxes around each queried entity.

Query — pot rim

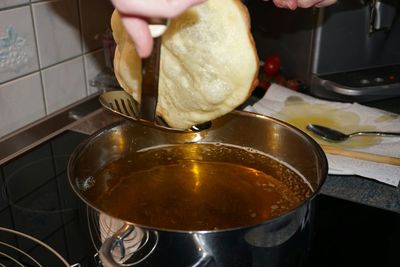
[67,110,328,234]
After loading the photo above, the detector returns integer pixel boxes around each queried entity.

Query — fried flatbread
[112,0,259,129]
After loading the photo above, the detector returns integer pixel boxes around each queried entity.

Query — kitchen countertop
[319,96,400,213]
[70,95,400,214]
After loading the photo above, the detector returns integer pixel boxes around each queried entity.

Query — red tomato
[286,79,300,91]
[258,80,271,90]
[263,54,281,76]
[273,74,286,85]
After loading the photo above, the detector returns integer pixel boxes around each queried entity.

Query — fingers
[272,0,336,10]
[314,0,337,8]
[296,0,337,8]
[111,0,207,58]
[120,15,153,58]
[111,0,206,18]
[295,0,320,8]
[272,0,298,10]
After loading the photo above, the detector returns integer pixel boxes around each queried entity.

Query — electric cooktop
[0,130,399,266]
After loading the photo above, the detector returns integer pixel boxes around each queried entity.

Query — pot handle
[191,254,215,267]
[190,234,215,267]
[99,224,159,266]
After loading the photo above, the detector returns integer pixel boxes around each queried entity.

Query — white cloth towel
[245,84,400,186]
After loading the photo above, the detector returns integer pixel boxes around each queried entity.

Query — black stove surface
[0,131,399,266]
[309,195,400,267]
[0,131,96,266]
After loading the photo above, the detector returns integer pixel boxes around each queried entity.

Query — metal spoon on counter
[306,124,400,142]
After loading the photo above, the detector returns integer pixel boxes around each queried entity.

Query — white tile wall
[0,0,115,139]
[83,49,106,95]
[0,0,29,9]
[0,73,45,137]
[0,6,39,83]
[32,0,82,68]
[42,57,86,114]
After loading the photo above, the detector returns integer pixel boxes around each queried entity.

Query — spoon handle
[321,145,400,166]
[140,35,162,122]
[140,19,168,122]
[350,131,400,138]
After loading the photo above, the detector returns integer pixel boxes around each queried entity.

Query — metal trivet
[0,227,78,267]
[86,207,158,266]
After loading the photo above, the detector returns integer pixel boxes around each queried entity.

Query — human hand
[111,0,206,58]
[272,0,337,10]
[111,0,336,58]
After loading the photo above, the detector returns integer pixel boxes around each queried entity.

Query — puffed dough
[112,0,259,129]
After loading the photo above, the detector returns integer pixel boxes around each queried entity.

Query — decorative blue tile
[0,6,39,83]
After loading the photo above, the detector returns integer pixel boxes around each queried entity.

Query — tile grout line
[29,1,48,114]
[0,3,30,12]
[1,0,112,138]
[77,0,89,97]
[0,49,104,87]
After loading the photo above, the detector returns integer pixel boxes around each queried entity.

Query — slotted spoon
[99,19,211,132]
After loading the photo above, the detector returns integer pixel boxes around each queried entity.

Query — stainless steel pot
[67,110,328,267]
